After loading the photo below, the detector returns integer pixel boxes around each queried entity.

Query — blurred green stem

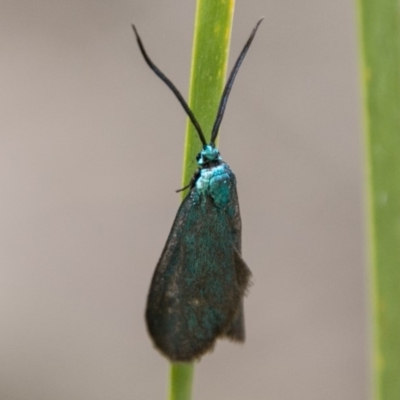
[181,0,235,187]
[168,363,194,400]
[168,1,235,400]
[357,0,400,399]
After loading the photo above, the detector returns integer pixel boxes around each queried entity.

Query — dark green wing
[146,171,250,362]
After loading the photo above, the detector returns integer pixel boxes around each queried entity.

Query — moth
[133,18,263,362]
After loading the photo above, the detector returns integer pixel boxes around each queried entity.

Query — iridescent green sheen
[134,19,263,362]
[146,154,250,361]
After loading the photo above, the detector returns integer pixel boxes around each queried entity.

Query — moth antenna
[132,25,207,146]
[210,17,264,144]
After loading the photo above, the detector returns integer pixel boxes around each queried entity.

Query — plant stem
[181,0,235,187]
[169,1,235,400]
[357,0,400,399]
[168,364,194,400]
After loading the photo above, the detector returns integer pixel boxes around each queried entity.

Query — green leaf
[357,0,400,399]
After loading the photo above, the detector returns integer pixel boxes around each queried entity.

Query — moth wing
[216,176,251,342]
[224,250,251,342]
[146,187,249,361]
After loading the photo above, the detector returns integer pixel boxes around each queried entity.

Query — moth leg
[175,182,192,193]
[175,169,200,193]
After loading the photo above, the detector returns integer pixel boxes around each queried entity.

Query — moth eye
[196,154,201,161]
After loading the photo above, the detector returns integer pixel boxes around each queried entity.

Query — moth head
[196,145,221,167]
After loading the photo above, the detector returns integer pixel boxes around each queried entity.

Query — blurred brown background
[0,1,367,399]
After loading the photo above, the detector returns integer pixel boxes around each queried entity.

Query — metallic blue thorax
[195,145,233,208]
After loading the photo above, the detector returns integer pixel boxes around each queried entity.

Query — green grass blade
[168,1,235,400]
[168,363,194,400]
[357,0,400,399]
[181,0,235,187]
